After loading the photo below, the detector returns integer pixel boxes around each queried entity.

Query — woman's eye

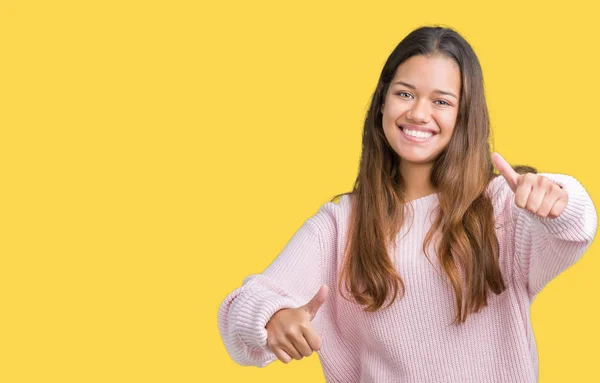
[396,92,412,99]
[435,100,450,106]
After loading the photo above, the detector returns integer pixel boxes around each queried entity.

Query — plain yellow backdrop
[1,0,598,382]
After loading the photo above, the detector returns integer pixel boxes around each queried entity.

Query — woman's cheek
[439,112,458,133]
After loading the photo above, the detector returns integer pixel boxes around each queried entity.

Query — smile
[399,126,437,143]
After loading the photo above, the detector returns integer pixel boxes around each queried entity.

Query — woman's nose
[407,100,431,123]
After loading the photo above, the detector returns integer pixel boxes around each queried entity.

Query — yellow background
[1,0,598,382]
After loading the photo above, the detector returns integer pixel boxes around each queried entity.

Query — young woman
[217,26,597,382]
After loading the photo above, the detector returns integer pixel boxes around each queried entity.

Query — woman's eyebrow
[392,80,458,100]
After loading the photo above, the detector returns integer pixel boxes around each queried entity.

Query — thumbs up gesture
[491,152,568,219]
[265,285,329,364]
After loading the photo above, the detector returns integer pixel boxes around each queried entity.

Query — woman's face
[381,54,461,166]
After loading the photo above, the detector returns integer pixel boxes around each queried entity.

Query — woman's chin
[397,152,437,165]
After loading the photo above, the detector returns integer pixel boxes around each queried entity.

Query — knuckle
[553,184,563,194]
[299,322,311,331]
[553,189,561,197]
[285,329,300,340]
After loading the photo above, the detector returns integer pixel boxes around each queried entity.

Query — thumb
[491,152,519,192]
[302,285,329,320]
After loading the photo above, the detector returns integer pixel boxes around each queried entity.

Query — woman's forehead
[392,55,461,94]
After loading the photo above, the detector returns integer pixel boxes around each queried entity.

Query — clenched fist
[265,285,329,363]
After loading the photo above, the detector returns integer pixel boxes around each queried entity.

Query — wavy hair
[331,25,536,325]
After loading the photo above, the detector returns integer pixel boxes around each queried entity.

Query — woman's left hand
[491,152,568,219]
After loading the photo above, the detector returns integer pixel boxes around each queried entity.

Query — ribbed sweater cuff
[521,173,587,236]
[231,289,300,353]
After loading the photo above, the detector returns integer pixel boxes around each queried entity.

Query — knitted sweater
[217,173,597,383]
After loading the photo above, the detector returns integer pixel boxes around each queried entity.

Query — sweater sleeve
[217,205,332,367]
[508,173,598,299]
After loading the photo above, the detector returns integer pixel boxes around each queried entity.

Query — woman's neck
[400,161,436,201]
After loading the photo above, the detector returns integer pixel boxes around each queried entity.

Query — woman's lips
[398,126,436,143]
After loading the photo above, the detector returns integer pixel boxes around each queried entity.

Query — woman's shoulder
[307,193,353,237]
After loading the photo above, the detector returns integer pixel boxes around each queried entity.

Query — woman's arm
[508,173,598,299]
[217,204,334,367]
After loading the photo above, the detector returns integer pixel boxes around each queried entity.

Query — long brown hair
[331,26,537,325]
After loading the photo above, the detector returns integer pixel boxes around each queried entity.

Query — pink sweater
[217,173,597,382]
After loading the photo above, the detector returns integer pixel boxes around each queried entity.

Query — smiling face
[381,54,461,168]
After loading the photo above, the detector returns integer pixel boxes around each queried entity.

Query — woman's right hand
[265,285,329,364]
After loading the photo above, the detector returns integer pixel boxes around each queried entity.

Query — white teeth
[402,128,433,138]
